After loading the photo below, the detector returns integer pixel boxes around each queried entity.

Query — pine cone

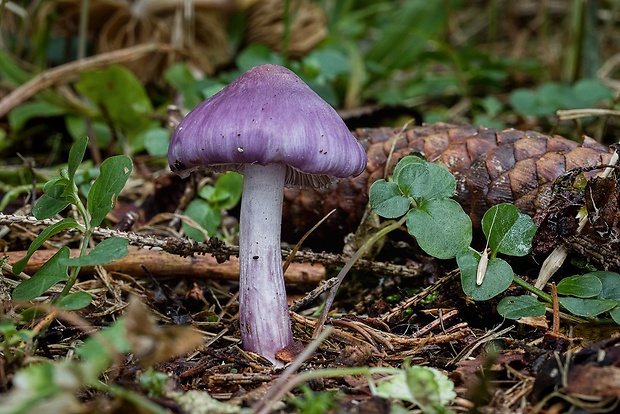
[282,123,613,250]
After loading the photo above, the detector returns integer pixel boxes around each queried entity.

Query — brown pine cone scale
[282,123,612,250]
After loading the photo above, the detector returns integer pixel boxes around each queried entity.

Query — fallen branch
[0,213,427,279]
[0,43,181,117]
[4,246,325,287]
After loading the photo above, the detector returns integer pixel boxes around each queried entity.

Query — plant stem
[77,0,90,60]
[59,192,91,298]
[512,275,552,303]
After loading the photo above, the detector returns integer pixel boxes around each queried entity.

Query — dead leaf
[124,296,204,367]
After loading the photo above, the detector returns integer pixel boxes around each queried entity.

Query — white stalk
[238,163,293,365]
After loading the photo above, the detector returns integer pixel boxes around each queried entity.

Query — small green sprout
[11,136,132,309]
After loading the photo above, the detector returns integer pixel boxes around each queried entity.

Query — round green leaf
[591,271,620,300]
[481,203,536,257]
[396,161,455,202]
[558,297,617,318]
[76,65,153,134]
[509,89,538,116]
[369,179,411,219]
[610,307,620,325]
[572,79,612,107]
[198,185,216,201]
[556,274,602,298]
[182,199,221,241]
[212,172,243,209]
[143,128,170,157]
[458,250,513,301]
[393,155,426,183]
[407,199,472,259]
[497,295,546,320]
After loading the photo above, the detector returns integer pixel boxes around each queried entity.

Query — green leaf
[458,249,514,301]
[12,247,70,301]
[393,156,426,183]
[394,158,455,202]
[369,180,411,219]
[482,204,536,257]
[374,365,455,410]
[76,319,131,381]
[212,172,243,209]
[497,295,546,320]
[197,185,216,201]
[0,362,59,413]
[87,155,133,227]
[55,292,92,310]
[610,307,620,325]
[556,274,602,298]
[163,63,203,109]
[591,271,620,300]
[60,238,129,267]
[235,44,284,72]
[182,199,221,241]
[509,89,538,116]
[32,183,74,219]
[558,297,617,318]
[142,128,170,157]
[66,116,112,148]
[302,48,350,81]
[8,101,68,132]
[407,198,472,259]
[0,49,32,85]
[67,136,89,181]
[12,218,79,274]
[75,65,153,135]
[572,79,612,106]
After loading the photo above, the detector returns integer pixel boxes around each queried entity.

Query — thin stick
[282,209,336,272]
[0,43,180,117]
[557,108,620,120]
[0,213,424,278]
[551,282,560,333]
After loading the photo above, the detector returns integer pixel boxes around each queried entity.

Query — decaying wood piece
[4,246,325,288]
[282,123,614,250]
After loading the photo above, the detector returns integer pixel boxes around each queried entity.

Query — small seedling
[0,320,35,362]
[288,385,339,414]
[182,171,243,242]
[370,155,620,325]
[369,155,472,259]
[11,136,132,309]
[498,271,620,322]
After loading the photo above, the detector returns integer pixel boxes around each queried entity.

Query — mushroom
[168,64,367,365]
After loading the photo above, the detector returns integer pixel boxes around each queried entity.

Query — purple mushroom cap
[168,64,367,187]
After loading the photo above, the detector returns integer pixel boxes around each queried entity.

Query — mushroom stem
[238,163,293,365]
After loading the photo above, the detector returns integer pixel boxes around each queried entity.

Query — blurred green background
[1,0,619,165]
